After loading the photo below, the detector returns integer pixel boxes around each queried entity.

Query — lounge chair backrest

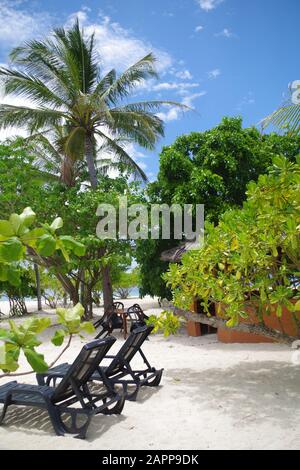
[127,304,149,322]
[105,325,153,377]
[52,336,116,403]
[113,302,124,311]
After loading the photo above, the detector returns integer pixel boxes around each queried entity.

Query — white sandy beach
[0,297,299,450]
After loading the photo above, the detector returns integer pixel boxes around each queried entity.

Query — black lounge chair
[0,337,125,439]
[126,303,149,332]
[37,325,163,402]
[94,302,125,339]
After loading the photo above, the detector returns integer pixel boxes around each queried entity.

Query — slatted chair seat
[0,337,125,439]
[37,325,164,402]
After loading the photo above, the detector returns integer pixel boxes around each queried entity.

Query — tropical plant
[136,117,300,298]
[0,19,182,186]
[164,156,300,342]
[261,82,300,136]
[0,302,94,378]
[146,310,185,337]
[0,268,36,317]
[113,268,140,299]
[0,207,93,377]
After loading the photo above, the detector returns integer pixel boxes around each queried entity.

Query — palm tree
[0,19,180,187]
[22,127,126,187]
[261,83,300,136]
[0,19,184,311]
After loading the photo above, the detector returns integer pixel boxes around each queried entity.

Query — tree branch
[166,303,297,345]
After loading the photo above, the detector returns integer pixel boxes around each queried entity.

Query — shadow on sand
[167,361,300,428]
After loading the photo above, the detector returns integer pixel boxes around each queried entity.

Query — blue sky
[0,0,299,179]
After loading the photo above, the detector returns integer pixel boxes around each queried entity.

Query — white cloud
[196,0,224,11]
[215,28,235,38]
[208,68,221,79]
[175,69,193,80]
[157,91,206,122]
[157,107,182,123]
[68,12,172,73]
[236,92,255,110]
[182,91,207,107]
[153,82,199,92]
[0,1,53,46]
[195,25,204,33]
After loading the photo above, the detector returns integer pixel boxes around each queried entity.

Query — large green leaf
[51,329,66,346]
[80,322,95,334]
[0,221,14,238]
[23,348,49,373]
[0,238,24,262]
[50,217,63,231]
[9,214,22,235]
[36,234,56,256]
[19,207,36,227]
[22,317,51,334]
[59,236,86,256]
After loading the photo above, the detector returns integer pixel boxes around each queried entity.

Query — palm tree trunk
[85,134,98,188]
[34,263,42,311]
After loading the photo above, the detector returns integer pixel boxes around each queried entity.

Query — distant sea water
[1,287,140,303]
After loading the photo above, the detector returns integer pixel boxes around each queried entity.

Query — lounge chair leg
[144,369,163,387]
[46,404,66,437]
[0,395,11,425]
[125,383,140,401]
[57,409,93,439]
[102,394,125,415]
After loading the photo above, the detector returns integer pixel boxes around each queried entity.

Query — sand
[0,297,299,450]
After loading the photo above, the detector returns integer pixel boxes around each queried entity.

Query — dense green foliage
[136,117,300,298]
[165,157,300,329]
[0,141,146,315]
[113,268,140,299]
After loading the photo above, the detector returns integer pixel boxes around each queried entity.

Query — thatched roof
[160,240,199,263]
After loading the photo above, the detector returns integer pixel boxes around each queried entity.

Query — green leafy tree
[0,142,144,313]
[165,156,300,343]
[136,117,300,298]
[0,268,36,316]
[113,268,140,299]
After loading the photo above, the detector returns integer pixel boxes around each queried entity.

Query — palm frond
[102,53,158,105]
[0,66,66,108]
[0,104,64,133]
[96,130,148,182]
[261,104,300,135]
[108,109,165,149]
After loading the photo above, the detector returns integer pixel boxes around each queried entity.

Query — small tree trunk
[85,134,98,188]
[34,263,42,311]
[102,265,113,311]
[9,296,27,316]
[80,269,85,305]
